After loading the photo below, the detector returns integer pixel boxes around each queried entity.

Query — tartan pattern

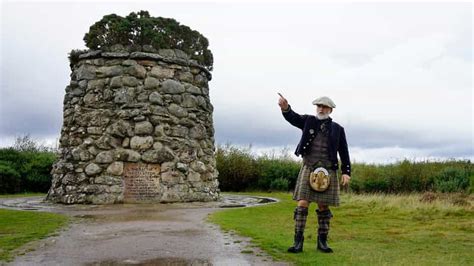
[292,164,340,206]
[316,209,333,235]
[294,206,309,233]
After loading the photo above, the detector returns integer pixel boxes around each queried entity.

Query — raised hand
[278,92,289,111]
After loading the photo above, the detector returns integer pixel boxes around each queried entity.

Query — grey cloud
[214,112,472,159]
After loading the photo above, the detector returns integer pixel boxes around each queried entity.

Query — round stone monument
[46,12,220,204]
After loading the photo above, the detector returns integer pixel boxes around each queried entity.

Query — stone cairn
[46,47,220,204]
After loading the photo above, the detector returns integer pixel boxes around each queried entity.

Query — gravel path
[1,196,291,266]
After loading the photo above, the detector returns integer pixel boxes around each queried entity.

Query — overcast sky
[1,1,472,163]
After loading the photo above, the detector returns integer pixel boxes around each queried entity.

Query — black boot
[316,209,333,253]
[317,233,333,253]
[287,231,304,253]
[287,206,308,253]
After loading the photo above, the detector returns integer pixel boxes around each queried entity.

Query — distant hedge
[216,144,473,194]
[0,148,55,194]
[83,10,213,70]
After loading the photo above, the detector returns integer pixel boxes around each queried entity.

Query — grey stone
[85,163,102,176]
[133,115,146,122]
[172,95,182,104]
[149,92,164,105]
[141,148,175,163]
[194,73,208,87]
[126,64,146,78]
[161,79,185,94]
[122,137,130,148]
[96,151,114,163]
[149,105,167,115]
[97,66,123,78]
[78,50,101,59]
[185,84,201,95]
[187,170,201,182]
[152,142,163,150]
[87,127,103,135]
[72,88,85,96]
[134,121,154,135]
[96,135,122,149]
[191,161,207,173]
[83,92,100,106]
[102,52,129,58]
[149,66,175,79]
[114,88,134,104]
[114,149,141,162]
[106,120,133,138]
[106,162,124,175]
[158,49,176,58]
[144,77,160,89]
[189,124,207,140]
[78,80,88,89]
[179,72,194,83]
[168,103,188,118]
[170,125,189,137]
[154,125,166,137]
[130,52,163,61]
[87,79,106,91]
[75,64,96,80]
[176,162,188,173]
[130,136,153,150]
[174,49,189,60]
[122,59,138,66]
[123,76,139,87]
[182,94,198,108]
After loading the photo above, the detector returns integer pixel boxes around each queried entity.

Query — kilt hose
[292,164,340,206]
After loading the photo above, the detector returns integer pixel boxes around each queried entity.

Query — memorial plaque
[123,163,161,202]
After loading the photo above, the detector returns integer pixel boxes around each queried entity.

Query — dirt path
[1,196,291,266]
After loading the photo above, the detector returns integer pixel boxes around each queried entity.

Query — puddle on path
[86,257,212,266]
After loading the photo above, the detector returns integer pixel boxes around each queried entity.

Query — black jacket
[282,105,351,175]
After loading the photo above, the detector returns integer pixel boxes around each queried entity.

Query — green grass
[0,192,46,198]
[0,209,69,262]
[208,192,474,265]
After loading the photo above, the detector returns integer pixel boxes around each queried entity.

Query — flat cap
[312,96,336,108]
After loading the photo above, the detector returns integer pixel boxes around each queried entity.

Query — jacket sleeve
[281,105,307,130]
[338,127,351,176]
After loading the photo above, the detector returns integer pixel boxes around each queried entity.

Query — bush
[216,145,300,192]
[0,147,56,194]
[350,160,472,194]
[83,10,214,70]
[255,157,299,191]
[269,178,290,191]
[434,168,470,193]
[216,145,259,191]
[21,152,57,192]
[0,162,21,194]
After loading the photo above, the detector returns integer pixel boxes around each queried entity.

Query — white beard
[316,113,330,120]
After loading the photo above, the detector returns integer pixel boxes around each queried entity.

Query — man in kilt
[278,94,351,253]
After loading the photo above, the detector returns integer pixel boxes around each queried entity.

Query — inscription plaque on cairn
[46,11,220,204]
[123,163,161,202]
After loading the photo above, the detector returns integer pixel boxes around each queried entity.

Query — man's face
[316,104,332,116]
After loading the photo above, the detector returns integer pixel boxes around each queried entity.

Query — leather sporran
[309,167,330,192]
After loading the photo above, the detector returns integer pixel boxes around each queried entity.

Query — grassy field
[0,208,68,262]
[208,192,474,265]
[0,192,46,198]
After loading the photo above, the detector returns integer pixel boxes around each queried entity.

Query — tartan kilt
[292,164,340,206]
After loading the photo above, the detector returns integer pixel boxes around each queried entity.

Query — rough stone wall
[46,49,220,204]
